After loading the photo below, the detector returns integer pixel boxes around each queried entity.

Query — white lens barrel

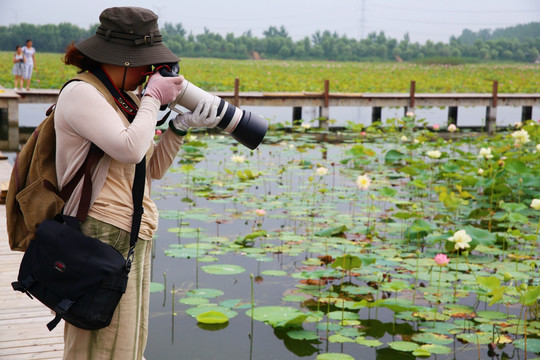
[169,80,219,115]
[167,78,268,150]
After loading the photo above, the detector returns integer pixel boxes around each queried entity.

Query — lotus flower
[356,174,371,190]
[448,230,472,250]
[434,253,449,266]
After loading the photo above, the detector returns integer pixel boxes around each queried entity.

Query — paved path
[0,158,64,359]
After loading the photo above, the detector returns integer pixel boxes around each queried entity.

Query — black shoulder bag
[12,69,147,331]
[12,151,145,331]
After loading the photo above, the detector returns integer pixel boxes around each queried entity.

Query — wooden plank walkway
[0,159,64,360]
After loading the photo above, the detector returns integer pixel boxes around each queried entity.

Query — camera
[156,63,268,150]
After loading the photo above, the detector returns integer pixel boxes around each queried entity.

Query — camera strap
[90,67,139,122]
[87,67,146,253]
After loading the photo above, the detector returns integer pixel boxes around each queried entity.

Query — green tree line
[1,21,539,63]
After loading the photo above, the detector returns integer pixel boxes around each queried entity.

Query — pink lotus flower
[434,253,449,266]
[155,129,162,136]
[255,209,266,216]
[433,124,440,130]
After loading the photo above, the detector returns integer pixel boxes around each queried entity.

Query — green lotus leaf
[186,305,237,319]
[149,282,164,293]
[476,310,507,320]
[355,338,383,347]
[412,349,431,357]
[287,329,319,340]
[201,264,246,275]
[420,344,452,354]
[411,332,453,345]
[185,288,224,298]
[316,353,355,360]
[513,338,540,353]
[196,310,229,324]
[261,270,288,276]
[246,306,306,328]
[179,297,210,306]
[388,340,420,352]
[328,334,354,343]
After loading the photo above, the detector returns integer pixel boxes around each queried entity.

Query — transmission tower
[360,0,366,39]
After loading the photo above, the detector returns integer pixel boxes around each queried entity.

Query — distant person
[12,45,25,90]
[22,39,36,90]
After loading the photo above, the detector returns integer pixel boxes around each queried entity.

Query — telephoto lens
[158,63,268,150]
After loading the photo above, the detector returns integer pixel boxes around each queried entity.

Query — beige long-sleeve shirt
[55,79,183,240]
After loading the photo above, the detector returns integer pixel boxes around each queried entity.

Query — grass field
[1,52,539,93]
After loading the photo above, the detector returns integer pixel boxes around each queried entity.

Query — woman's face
[123,65,152,91]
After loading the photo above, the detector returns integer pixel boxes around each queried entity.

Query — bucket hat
[75,7,179,67]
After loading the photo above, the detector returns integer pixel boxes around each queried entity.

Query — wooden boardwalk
[0,159,64,359]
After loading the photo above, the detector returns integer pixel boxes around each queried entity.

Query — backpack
[6,72,122,252]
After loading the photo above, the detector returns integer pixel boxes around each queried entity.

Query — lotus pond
[145,117,540,360]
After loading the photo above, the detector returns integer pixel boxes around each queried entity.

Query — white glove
[172,100,221,131]
[144,73,184,106]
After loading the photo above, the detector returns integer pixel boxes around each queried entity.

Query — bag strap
[126,156,146,269]
[58,143,104,222]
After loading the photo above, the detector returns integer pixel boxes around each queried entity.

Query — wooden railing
[1,80,539,150]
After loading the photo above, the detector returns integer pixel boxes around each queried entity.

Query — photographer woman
[56,7,219,359]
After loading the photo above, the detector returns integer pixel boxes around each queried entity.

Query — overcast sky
[1,0,539,44]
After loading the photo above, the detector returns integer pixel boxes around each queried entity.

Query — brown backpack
[6,72,122,251]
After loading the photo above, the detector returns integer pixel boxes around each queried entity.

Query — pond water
[143,130,539,360]
[4,110,538,359]
[15,103,540,128]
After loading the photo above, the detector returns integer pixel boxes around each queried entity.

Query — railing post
[292,107,302,126]
[448,107,458,126]
[485,80,498,135]
[521,106,532,123]
[371,107,382,125]
[233,78,240,107]
[8,98,19,150]
[405,80,415,116]
[318,79,329,129]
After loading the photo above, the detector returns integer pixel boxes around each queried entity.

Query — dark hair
[63,42,101,73]
[15,45,21,50]
[26,39,32,44]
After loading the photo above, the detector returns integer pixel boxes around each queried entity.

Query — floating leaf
[388,341,420,352]
[196,311,229,324]
[246,306,306,328]
[316,353,355,360]
[513,338,540,353]
[287,329,319,340]
[476,310,507,320]
[149,282,164,293]
[185,288,224,298]
[179,297,210,306]
[355,338,383,347]
[329,334,355,343]
[201,264,246,275]
[419,344,452,354]
[315,225,348,237]
[331,254,362,271]
[385,149,407,164]
[186,305,237,319]
[412,348,431,357]
[261,270,288,276]
[412,332,453,345]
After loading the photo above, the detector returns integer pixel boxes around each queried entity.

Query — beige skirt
[63,216,152,360]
